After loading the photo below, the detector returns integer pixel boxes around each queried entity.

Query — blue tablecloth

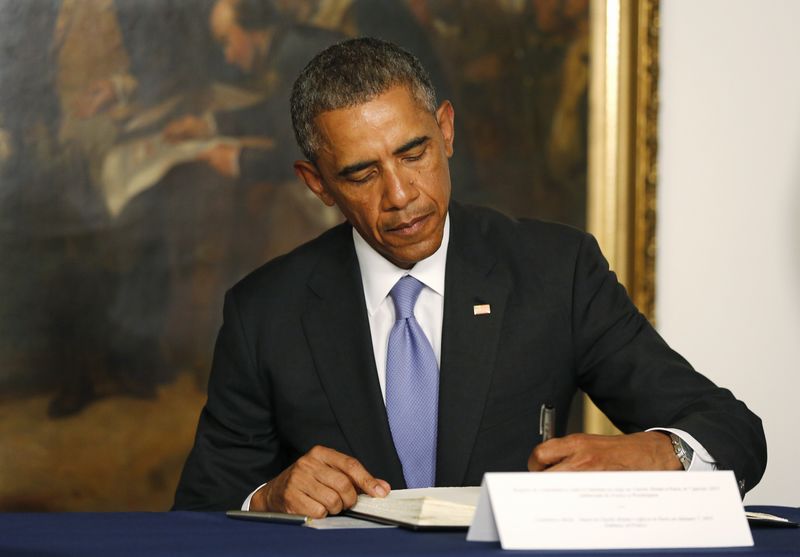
[1,506,797,556]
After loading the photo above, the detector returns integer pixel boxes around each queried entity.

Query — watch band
[669,433,694,470]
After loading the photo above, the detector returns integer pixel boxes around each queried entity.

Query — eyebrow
[393,135,429,155]
[338,159,376,178]
[337,136,430,178]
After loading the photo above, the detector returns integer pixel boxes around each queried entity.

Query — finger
[287,448,362,512]
[374,478,391,495]
[530,437,575,468]
[306,462,359,510]
[332,453,389,498]
[527,448,547,471]
[311,446,390,498]
[282,488,330,519]
[298,479,347,516]
[541,458,585,472]
[275,461,347,516]
[538,435,617,471]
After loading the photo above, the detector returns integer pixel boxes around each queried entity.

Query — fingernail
[373,484,388,497]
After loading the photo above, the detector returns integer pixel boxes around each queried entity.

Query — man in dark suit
[174,38,766,515]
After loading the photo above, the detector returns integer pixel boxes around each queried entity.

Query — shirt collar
[353,213,450,316]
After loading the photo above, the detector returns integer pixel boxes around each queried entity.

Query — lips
[386,213,431,235]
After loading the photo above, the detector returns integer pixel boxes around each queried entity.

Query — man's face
[295,86,455,269]
[210,0,257,73]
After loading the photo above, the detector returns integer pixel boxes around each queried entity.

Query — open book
[346,487,481,530]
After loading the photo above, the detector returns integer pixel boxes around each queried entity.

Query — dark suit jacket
[173,203,766,510]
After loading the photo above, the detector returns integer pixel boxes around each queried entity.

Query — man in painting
[163,0,342,186]
[174,38,766,515]
[0,0,117,418]
[40,0,226,416]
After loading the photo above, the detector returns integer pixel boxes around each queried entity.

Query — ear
[294,160,336,207]
[435,100,455,158]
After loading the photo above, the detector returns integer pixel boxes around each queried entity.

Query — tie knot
[389,275,424,320]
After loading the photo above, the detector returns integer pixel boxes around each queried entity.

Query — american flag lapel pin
[473,304,491,316]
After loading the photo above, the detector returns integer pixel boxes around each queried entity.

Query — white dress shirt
[353,215,450,400]
[242,214,713,509]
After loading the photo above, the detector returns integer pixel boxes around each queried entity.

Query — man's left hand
[528,432,683,472]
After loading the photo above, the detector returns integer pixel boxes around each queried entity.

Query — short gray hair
[290,37,437,161]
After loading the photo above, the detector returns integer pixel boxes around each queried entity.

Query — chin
[396,243,440,267]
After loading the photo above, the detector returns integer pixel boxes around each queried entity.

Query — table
[1,506,797,556]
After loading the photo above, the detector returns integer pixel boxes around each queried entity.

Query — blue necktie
[385,275,439,488]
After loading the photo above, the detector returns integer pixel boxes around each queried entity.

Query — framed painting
[0,0,657,510]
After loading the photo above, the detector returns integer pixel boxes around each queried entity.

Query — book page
[100,135,241,217]
[350,486,480,527]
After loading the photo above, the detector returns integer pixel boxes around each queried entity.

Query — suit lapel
[301,226,406,487]
[436,204,511,486]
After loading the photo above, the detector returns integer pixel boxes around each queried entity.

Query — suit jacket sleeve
[173,289,284,510]
[570,232,766,491]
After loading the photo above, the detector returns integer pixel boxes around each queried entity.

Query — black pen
[539,404,555,442]
[226,510,310,525]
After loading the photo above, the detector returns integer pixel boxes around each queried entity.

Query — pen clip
[539,403,555,441]
[539,404,547,435]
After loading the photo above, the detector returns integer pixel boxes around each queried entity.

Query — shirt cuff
[242,482,268,511]
[647,427,718,471]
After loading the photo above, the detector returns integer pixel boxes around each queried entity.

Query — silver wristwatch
[669,433,694,470]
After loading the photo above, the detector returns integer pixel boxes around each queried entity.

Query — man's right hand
[249,446,391,518]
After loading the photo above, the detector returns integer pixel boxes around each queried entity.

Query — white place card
[467,471,753,550]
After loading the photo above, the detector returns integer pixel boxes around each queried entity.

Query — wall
[657,0,800,505]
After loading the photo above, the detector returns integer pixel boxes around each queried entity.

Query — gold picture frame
[584,0,660,434]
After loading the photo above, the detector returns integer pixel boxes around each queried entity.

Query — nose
[383,166,419,210]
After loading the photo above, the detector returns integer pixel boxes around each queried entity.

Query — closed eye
[394,136,430,159]
[403,147,427,163]
[348,172,376,184]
